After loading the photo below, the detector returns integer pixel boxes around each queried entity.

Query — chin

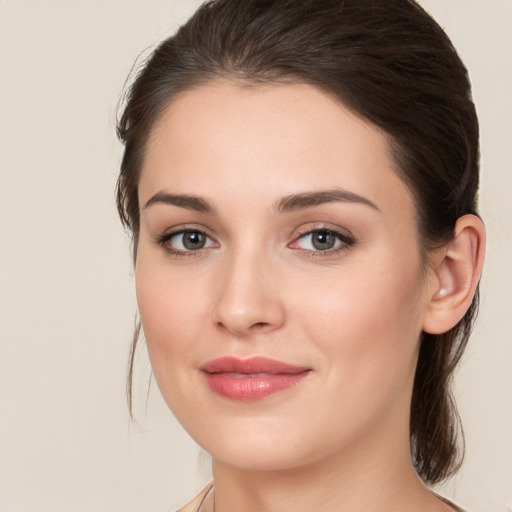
[209,442,308,472]
[186,415,326,472]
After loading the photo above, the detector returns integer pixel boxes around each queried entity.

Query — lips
[199,356,311,400]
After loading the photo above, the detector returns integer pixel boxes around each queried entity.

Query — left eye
[166,230,216,251]
[293,229,352,251]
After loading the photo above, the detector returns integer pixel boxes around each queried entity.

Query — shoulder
[176,483,213,512]
[433,492,469,512]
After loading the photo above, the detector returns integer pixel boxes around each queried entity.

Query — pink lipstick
[199,356,311,400]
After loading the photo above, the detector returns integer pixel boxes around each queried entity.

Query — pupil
[312,231,335,250]
[183,231,205,250]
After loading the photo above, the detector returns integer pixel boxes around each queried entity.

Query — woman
[116,1,485,511]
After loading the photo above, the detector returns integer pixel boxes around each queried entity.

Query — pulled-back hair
[117,0,480,484]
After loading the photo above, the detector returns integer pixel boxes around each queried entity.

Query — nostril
[252,322,269,330]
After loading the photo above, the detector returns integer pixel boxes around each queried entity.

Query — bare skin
[137,82,483,512]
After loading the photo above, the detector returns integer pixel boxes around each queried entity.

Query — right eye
[159,229,217,254]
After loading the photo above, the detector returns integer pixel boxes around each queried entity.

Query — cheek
[135,258,219,433]
[293,255,425,396]
[135,252,210,386]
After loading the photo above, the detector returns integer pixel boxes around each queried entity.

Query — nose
[211,250,286,337]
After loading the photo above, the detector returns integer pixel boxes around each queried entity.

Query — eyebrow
[144,192,214,213]
[143,188,379,215]
[274,189,379,213]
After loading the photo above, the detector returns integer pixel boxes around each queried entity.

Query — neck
[208,419,450,512]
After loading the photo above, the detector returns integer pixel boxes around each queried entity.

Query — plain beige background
[0,1,510,511]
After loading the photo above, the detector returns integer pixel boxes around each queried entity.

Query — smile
[199,356,311,400]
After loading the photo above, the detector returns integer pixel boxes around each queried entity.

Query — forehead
[139,81,414,218]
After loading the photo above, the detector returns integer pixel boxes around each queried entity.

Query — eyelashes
[155,229,219,257]
[155,224,355,258]
[160,230,217,252]
[289,227,355,254]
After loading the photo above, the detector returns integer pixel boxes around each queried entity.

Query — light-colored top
[176,483,468,512]
[435,492,468,512]
[176,483,213,512]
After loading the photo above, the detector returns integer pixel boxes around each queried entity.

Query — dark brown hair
[117,0,480,484]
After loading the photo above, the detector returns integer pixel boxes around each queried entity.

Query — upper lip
[199,356,310,375]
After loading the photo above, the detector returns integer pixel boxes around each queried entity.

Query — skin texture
[135,82,482,511]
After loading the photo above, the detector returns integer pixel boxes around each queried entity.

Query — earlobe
[422,214,485,335]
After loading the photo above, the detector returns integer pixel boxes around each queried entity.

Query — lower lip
[202,371,311,400]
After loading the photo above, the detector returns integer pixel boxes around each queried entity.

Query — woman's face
[136,82,434,471]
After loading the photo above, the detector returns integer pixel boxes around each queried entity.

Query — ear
[422,214,485,335]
